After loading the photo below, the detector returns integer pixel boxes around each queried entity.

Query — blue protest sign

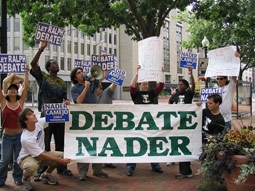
[44,103,69,123]
[180,52,198,69]
[200,88,223,102]
[74,59,92,74]
[91,54,117,71]
[105,69,126,86]
[0,54,27,73]
[35,22,64,46]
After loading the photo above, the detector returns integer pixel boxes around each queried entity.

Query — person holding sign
[17,108,71,191]
[168,67,195,179]
[30,42,72,179]
[0,66,29,187]
[126,65,164,176]
[70,67,108,181]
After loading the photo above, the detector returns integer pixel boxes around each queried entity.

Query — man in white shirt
[18,108,71,191]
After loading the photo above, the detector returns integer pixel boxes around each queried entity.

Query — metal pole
[205,46,208,88]
[0,0,8,86]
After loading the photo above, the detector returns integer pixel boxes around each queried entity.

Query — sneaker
[40,173,58,185]
[166,162,175,167]
[93,172,108,178]
[152,168,163,173]
[104,163,117,168]
[79,175,87,181]
[23,178,33,191]
[175,173,193,178]
[33,174,41,182]
[126,170,133,176]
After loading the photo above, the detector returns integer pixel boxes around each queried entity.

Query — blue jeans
[126,163,161,172]
[0,132,23,185]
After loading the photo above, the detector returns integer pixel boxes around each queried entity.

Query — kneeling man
[17,108,71,191]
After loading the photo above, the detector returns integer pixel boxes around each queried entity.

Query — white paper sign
[138,37,164,82]
[205,46,240,77]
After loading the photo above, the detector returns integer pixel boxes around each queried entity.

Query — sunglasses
[216,78,225,80]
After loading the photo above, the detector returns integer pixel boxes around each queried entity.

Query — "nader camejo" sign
[64,104,202,163]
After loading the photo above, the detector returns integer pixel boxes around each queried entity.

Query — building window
[81,43,84,55]
[93,45,96,54]
[109,48,112,54]
[53,45,57,52]
[67,41,71,53]
[53,56,57,62]
[60,57,65,70]
[165,75,171,83]
[74,29,78,37]
[7,37,10,51]
[67,58,71,71]
[67,26,72,36]
[114,49,117,56]
[114,34,117,45]
[104,32,107,43]
[7,18,10,32]
[14,18,20,32]
[61,40,64,52]
[14,37,20,50]
[74,42,78,54]
[109,34,112,44]
[87,44,90,56]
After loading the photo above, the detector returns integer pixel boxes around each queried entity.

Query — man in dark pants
[126,65,164,176]
[168,67,195,178]
[30,41,72,180]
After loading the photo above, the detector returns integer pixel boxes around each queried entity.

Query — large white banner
[138,36,164,82]
[205,45,240,77]
[65,104,202,163]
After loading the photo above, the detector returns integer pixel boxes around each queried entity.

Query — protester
[70,67,108,181]
[215,51,240,129]
[17,108,71,191]
[0,67,29,187]
[30,41,72,179]
[201,93,225,144]
[168,67,195,179]
[2,73,25,171]
[216,75,237,129]
[126,65,164,176]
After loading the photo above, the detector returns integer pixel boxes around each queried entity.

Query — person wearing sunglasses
[216,51,240,129]
[216,75,237,129]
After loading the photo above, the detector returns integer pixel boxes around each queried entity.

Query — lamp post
[202,36,209,87]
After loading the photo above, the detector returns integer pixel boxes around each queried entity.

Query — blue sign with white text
[0,54,27,73]
[35,22,65,46]
[44,103,69,123]
[105,69,126,86]
[200,88,223,102]
[180,52,198,69]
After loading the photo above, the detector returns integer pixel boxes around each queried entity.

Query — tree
[178,0,255,79]
[7,0,194,46]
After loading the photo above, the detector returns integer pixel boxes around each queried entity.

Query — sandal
[15,181,22,186]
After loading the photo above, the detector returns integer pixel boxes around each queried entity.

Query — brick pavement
[2,161,202,191]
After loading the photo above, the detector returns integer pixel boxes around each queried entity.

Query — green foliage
[7,0,195,46]
[178,0,255,70]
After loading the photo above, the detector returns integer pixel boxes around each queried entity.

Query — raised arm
[19,65,29,105]
[130,65,141,88]
[2,73,15,95]
[30,41,47,72]
[75,81,91,103]
[188,67,195,93]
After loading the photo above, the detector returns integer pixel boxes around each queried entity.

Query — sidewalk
[2,99,254,191]
[3,162,202,191]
